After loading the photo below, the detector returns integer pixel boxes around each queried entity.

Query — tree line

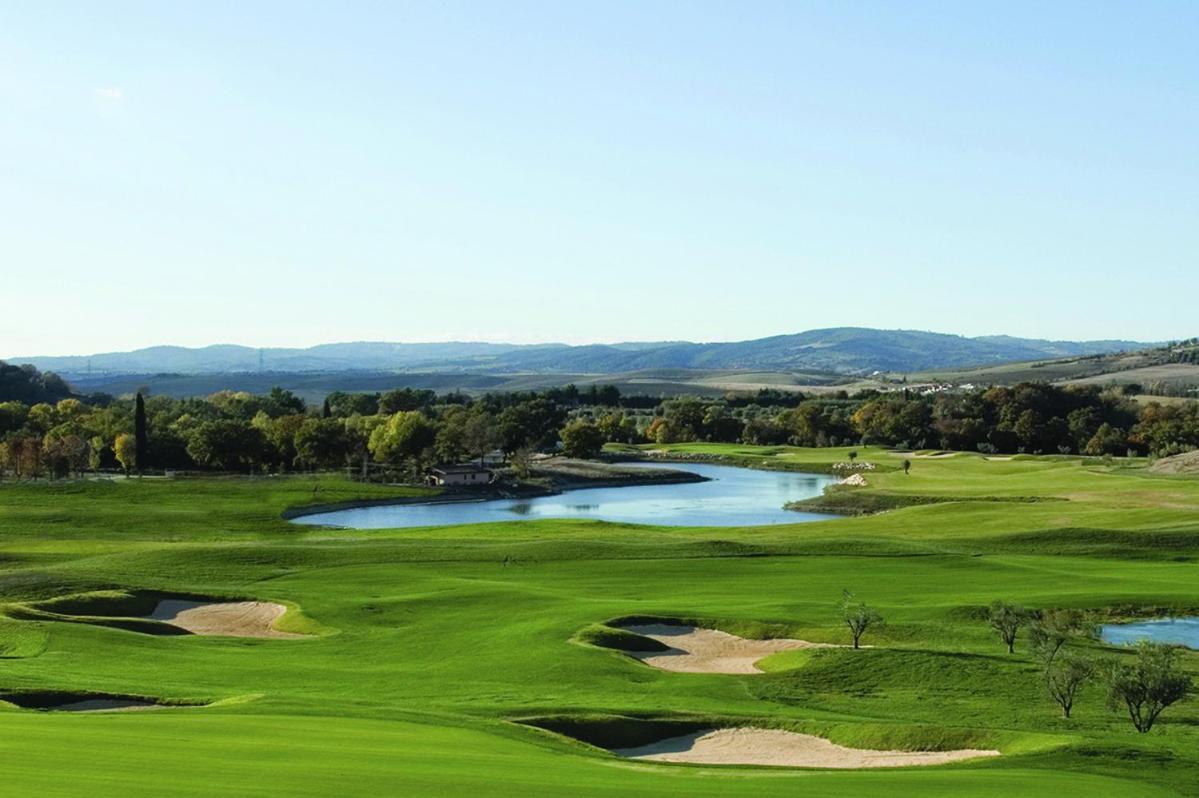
[2,359,1198,480]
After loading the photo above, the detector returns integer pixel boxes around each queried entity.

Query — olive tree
[988,600,1029,654]
[1045,653,1093,718]
[840,589,883,649]
[1102,641,1192,733]
[1030,608,1096,666]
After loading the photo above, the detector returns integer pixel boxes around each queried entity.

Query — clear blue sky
[2,1,1196,357]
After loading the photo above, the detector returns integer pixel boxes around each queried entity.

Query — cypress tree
[322,398,332,418]
[134,392,148,475]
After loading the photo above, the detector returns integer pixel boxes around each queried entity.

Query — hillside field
[0,447,1197,796]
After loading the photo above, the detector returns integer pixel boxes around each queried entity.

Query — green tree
[294,418,351,471]
[134,392,148,474]
[369,411,437,470]
[1085,423,1127,456]
[1030,609,1095,666]
[462,411,499,465]
[185,420,267,472]
[560,420,605,459]
[988,600,1028,654]
[1045,653,1093,719]
[88,435,106,471]
[114,433,137,476]
[1102,641,1192,733]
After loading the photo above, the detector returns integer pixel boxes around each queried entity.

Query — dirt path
[149,600,305,638]
[620,624,839,674]
[615,727,1000,768]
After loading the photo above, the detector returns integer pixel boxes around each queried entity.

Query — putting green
[0,446,1195,796]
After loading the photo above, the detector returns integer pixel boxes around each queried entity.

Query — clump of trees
[984,601,1192,730]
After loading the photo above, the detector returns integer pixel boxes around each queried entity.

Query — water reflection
[291,462,839,530]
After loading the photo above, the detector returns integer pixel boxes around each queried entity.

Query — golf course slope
[0,444,1196,796]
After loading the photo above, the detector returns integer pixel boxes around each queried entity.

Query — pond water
[1100,618,1199,649]
[290,462,839,529]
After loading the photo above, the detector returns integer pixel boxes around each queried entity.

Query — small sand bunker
[615,727,1000,768]
[149,600,304,639]
[620,624,838,674]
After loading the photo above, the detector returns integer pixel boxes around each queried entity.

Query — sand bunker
[149,600,304,638]
[619,624,838,674]
[615,727,1000,768]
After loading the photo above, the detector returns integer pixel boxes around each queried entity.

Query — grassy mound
[0,617,49,658]
[4,589,329,637]
[788,490,1059,517]
[522,715,710,751]
[574,623,671,653]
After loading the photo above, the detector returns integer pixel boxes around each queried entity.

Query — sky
[1,1,1196,357]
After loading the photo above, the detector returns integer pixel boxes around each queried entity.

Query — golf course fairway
[1,445,1196,796]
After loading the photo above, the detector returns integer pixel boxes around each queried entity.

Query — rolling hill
[10,328,1153,378]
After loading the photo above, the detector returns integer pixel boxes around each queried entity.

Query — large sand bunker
[619,624,838,674]
[615,727,1000,768]
[149,600,304,638]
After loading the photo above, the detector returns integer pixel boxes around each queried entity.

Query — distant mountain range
[9,328,1154,377]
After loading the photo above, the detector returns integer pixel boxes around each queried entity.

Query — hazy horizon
[4,325,1179,362]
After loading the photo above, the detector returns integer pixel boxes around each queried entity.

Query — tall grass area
[0,446,1196,796]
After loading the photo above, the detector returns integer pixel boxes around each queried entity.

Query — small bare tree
[988,600,1028,654]
[840,589,883,649]
[1045,653,1093,718]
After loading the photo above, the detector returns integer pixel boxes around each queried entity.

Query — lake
[289,461,839,529]
[1100,618,1199,649]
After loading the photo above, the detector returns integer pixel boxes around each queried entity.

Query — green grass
[0,445,1197,795]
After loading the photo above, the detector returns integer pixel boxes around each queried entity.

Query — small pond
[1100,618,1199,649]
[290,462,838,529]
